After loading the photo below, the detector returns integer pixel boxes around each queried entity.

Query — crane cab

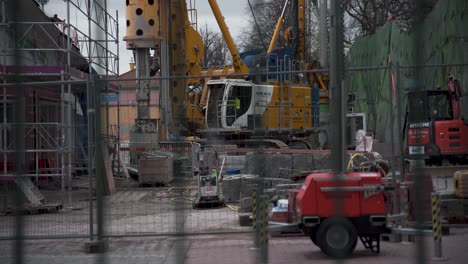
[204,79,273,132]
[203,79,319,136]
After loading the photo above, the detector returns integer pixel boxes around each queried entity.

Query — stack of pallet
[454,170,468,198]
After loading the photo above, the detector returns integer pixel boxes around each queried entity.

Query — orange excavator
[405,74,468,165]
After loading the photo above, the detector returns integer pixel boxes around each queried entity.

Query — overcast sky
[43,0,249,74]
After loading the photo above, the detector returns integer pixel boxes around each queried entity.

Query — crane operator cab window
[206,84,225,128]
[408,91,452,122]
[428,92,452,121]
[226,85,252,126]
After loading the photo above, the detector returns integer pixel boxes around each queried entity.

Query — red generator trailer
[294,172,390,258]
[405,75,468,165]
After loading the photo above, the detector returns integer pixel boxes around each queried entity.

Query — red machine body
[296,172,386,218]
[405,76,468,165]
[292,172,389,257]
[433,120,468,155]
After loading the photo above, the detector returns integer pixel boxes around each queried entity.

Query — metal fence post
[259,194,269,263]
[432,192,448,261]
[252,184,269,263]
[252,188,259,248]
[404,187,409,226]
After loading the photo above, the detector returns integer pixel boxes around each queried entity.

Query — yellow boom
[268,0,289,53]
[207,0,249,74]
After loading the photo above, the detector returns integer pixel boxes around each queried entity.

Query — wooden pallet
[4,203,63,215]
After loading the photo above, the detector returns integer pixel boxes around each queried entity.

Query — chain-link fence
[2,0,468,264]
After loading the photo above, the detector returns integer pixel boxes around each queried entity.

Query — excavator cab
[408,90,453,122]
[406,89,468,164]
[464,95,468,125]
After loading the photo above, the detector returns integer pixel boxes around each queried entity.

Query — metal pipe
[396,62,407,225]
[0,80,87,87]
[66,0,109,35]
[413,0,427,262]
[105,0,110,160]
[33,90,37,184]
[386,213,406,222]
[11,0,25,261]
[116,126,121,175]
[2,0,8,196]
[391,227,432,236]
[319,0,328,68]
[67,0,73,206]
[116,10,119,76]
[60,71,65,191]
[1,174,64,177]
[94,0,105,246]
[388,60,399,219]
[86,0,94,242]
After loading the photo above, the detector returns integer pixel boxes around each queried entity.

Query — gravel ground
[0,228,467,264]
[1,172,466,264]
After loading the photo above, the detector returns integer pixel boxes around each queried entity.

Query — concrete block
[84,240,108,254]
[292,154,314,172]
[312,154,331,170]
[220,155,246,172]
[245,153,267,176]
[265,154,291,178]
[240,175,260,199]
[401,233,415,243]
[222,175,242,202]
[238,213,252,226]
[381,233,402,243]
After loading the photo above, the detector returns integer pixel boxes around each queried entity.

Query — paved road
[1,228,467,264]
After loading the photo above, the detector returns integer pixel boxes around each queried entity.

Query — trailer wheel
[310,233,318,246]
[317,217,358,258]
[308,227,318,246]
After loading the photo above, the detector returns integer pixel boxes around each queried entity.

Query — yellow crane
[124,0,327,147]
[159,0,251,138]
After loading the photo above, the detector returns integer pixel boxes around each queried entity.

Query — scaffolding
[0,0,119,205]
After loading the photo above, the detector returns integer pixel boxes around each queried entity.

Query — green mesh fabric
[346,0,468,142]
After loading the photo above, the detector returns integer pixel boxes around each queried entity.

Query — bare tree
[239,0,319,60]
[239,0,438,56]
[343,0,438,36]
[199,24,229,68]
[239,0,289,52]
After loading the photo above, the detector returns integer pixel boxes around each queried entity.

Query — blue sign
[102,93,119,102]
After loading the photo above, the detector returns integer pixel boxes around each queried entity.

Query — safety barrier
[432,192,447,261]
[252,187,269,264]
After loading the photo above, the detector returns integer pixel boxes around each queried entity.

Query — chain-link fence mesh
[2,0,468,264]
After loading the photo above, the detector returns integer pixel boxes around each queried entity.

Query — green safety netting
[345,0,468,142]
